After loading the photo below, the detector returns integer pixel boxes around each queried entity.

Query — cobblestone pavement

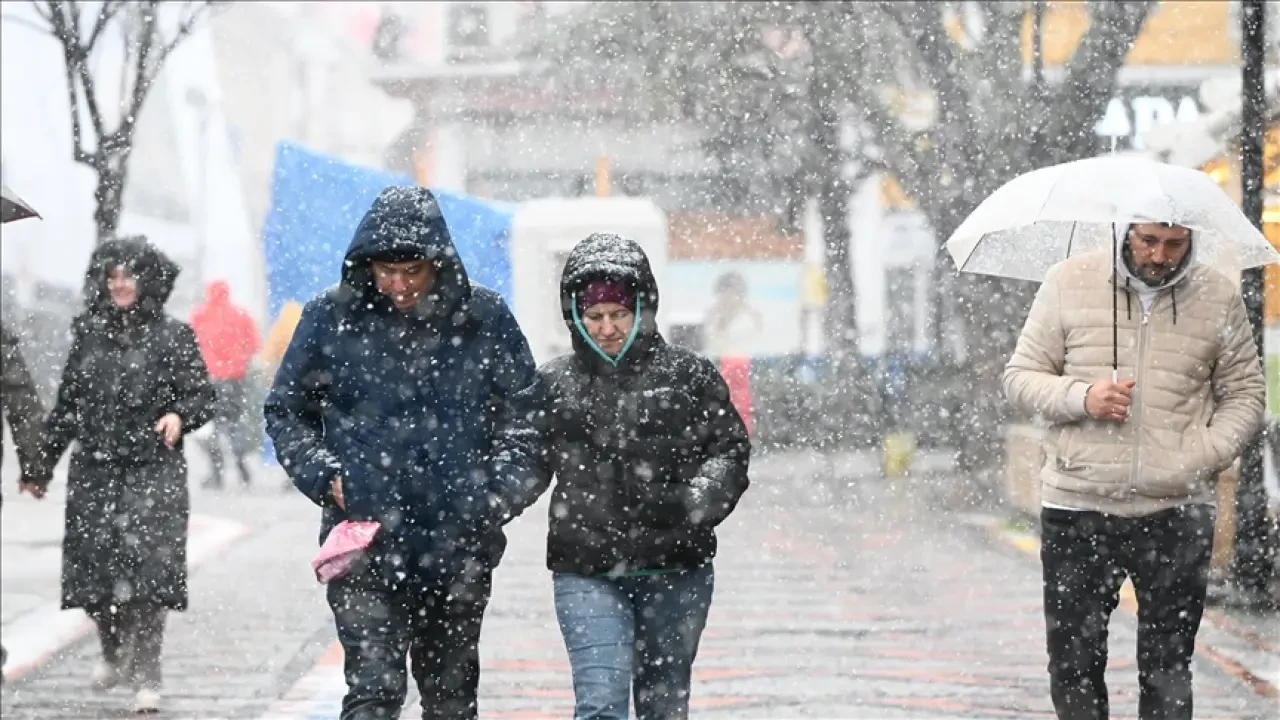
[2,451,1275,718]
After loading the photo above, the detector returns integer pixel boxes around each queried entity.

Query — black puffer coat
[535,234,751,577]
[41,237,216,611]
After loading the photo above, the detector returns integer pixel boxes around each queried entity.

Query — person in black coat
[1,320,48,682]
[31,236,215,712]
[264,187,544,720]
[2,322,46,490]
[532,233,751,720]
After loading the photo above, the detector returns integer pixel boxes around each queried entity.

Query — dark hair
[714,271,747,294]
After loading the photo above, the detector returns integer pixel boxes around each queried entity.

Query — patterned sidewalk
[3,453,1274,719]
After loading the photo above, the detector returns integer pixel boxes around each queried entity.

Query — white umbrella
[1,183,41,224]
[945,155,1280,282]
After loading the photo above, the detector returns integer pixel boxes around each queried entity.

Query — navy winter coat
[264,187,545,584]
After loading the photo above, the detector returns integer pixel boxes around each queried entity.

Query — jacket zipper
[1127,303,1154,498]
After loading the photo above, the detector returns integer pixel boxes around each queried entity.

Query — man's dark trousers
[1041,504,1214,720]
[327,557,492,720]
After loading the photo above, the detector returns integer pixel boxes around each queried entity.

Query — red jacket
[190,281,260,381]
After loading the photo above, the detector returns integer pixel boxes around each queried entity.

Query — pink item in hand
[311,520,381,583]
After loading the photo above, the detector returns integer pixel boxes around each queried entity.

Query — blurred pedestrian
[701,270,762,358]
[531,233,751,720]
[32,236,216,712]
[190,279,260,489]
[0,185,48,685]
[1,321,48,683]
[1004,222,1265,720]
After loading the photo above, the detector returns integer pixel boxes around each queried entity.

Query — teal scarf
[571,294,643,367]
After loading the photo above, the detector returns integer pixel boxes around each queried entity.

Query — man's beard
[1123,244,1190,289]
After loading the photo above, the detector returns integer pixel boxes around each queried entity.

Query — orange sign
[1011,2,1237,67]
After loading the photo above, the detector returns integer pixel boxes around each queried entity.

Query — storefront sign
[1095,86,1206,151]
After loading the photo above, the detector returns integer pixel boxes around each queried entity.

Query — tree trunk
[953,274,1035,474]
[93,162,127,244]
[811,48,857,356]
[819,173,856,354]
[926,199,1035,476]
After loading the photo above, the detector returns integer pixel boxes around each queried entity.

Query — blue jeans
[553,566,715,720]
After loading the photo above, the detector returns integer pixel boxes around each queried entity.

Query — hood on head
[1114,222,1197,291]
[341,186,470,316]
[206,280,231,304]
[559,233,661,368]
[559,233,658,327]
[82,235,179,318]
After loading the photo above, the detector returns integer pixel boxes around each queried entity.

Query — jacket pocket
[1184,424,1225,478]
[1139,428,1215,499]
[1054,424,1082,471]
[330,435,399,521]
[1189,424,1232,474]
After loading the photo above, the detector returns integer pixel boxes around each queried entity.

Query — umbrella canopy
[1,184,40,224]
[945,155,1280,282]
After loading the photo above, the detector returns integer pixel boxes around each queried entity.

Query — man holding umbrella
[952,157,1272,719]
[0,184,49,683]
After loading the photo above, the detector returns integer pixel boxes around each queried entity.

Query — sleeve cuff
[1065,381,1091,420]
[295,456,342,507]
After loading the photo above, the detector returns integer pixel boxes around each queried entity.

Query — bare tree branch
[153,1,215,72]
[1042,0,1155,161]
[114,0,218,148]
[98,2,155,157]
[976,2,1027,98]
[26,0,52,26]
[877,2,981,177]
[879,1,972,117]
[60,1,109,147]
[2,11,50,34]
[971,2,1031,153]
[39,2,97,166]
[30,0,216,240]
[83,1,125,54]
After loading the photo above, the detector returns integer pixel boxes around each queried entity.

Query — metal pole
[1032,1,1045,99]
[1232,0,1273,607]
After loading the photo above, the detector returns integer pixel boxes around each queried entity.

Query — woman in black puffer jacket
[532,233,750,720]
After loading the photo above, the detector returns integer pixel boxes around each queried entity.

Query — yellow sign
[880,175,915,211]
[413,133,434,187]
[943,2,1237,66]
[802,264,828,307]
[1015,2,1236,67]
[595,155,611,197]
[1215,124,1280,324]
[262,300,304,367]
[1264,223,1280,325]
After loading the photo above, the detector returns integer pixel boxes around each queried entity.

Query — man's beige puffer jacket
[1003,249,1265,517]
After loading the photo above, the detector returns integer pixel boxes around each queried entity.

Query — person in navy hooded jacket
[265,186,545,720]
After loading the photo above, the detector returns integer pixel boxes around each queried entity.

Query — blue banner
[262,141,513,324]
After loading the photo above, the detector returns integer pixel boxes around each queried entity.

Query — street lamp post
[1233,0,1273,608]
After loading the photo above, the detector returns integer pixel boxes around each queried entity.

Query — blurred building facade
[366,1,807,356]
[362,1,1268,359]
[0,1,411,338]
[209,1,413,234]
[0,1,255,327]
